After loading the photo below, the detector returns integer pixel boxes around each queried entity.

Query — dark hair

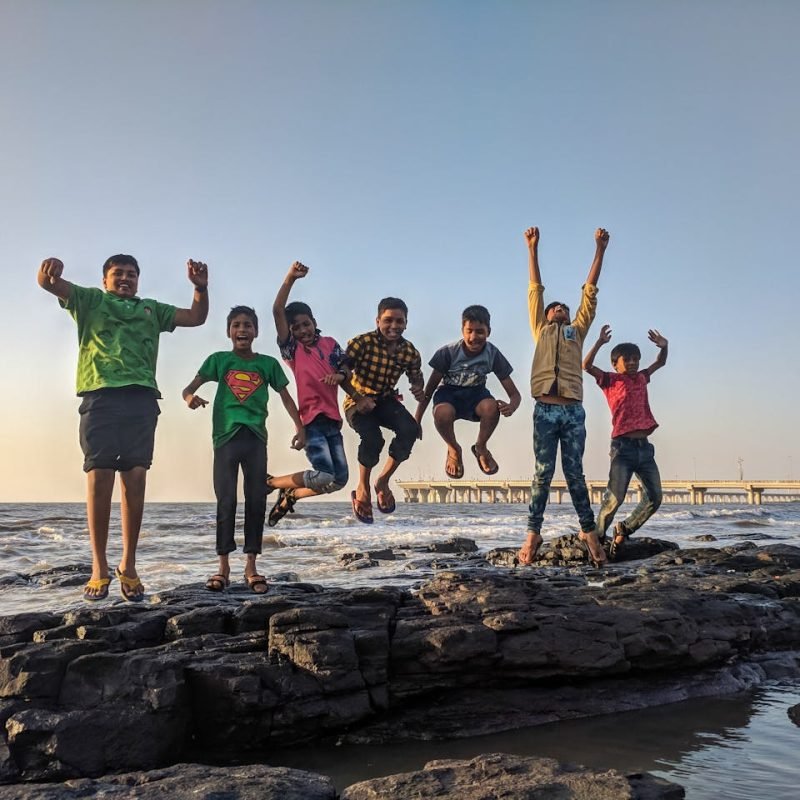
[377,297,408,316]
[544,301,569,319]
[462,304,491,327]
[285,301,315,326]
[610,342,641,363]
[102,254,140,276]
[227,305,258,334]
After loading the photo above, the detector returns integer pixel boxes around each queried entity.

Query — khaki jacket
[528,282,598,401]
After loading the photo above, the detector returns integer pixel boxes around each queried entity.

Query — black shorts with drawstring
[78,386,160,472]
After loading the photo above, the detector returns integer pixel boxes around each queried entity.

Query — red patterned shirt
[596,370,658,438]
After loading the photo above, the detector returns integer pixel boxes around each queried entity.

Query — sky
[1,0,798,502]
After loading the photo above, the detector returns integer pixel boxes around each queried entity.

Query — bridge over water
[396,480,800,506]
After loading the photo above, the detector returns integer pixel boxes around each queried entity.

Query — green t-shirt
[198,351,289,448]
[61,285,177,395]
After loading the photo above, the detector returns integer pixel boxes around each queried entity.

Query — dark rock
[2,543,800,785]
[694,534,717,541]
[339,752,684,799]
[341,549,399,565]
[426,537,478,554]
[0,762,336,799]
[789,702,800,726]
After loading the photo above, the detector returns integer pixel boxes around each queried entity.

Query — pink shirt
[597,371,658,438]
[280,334,344,426]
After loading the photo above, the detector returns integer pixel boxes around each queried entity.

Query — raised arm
[182,374,210,409]
[583,324,612,380]
[645,329,669,376]
[173,260,209,328]
[585,228,610,286]
[524,227,541,283]
[273,261,308,343]
[37,258,73,301]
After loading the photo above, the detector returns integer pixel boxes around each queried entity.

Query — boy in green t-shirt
[183,306,304,593]
[38,254,209,602]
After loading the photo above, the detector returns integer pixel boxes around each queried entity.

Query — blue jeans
[303,415,348,493]
[527,402,595,533]
[596,437,662,537]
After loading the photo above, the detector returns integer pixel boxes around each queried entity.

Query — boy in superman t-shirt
[183,305,304,593]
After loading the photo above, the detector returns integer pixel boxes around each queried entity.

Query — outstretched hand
[287,261,309,281]
[597,324,612,345]
[648,329,668,348]
[595,228,610,250]
[40,257,64,285]
[187,260,209,288]
[523,226,540,248]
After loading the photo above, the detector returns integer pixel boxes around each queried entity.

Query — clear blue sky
[2,0,798,501]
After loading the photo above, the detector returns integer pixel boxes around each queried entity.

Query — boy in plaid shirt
[345,297,425,523]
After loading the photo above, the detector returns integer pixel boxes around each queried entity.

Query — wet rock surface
[1,539,800,787]
[340,753,685,800]
[0,755,685,799]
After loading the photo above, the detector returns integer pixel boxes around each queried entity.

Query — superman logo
[225,369,263,402]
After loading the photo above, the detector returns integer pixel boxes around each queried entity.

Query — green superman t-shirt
[61,285,177,395]
[198,351,289,448]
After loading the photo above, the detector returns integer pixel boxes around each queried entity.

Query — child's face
[613,353,640,376]
[546,303,570,324]
[228,313,257,353]
[289,314,316,346]
[376,308,407,342]
[103,265,139,298]
[462,321,490,354]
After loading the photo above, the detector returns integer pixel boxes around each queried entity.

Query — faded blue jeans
[596,437,662,537]
[304,415,349,493]
[528,402,595,533]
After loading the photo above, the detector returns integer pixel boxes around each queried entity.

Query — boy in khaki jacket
[518,226,609,567]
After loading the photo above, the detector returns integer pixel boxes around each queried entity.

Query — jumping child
[346,297,425,523]
[37,255,209,602]
[583,324,668,558]
[518,226,610,567]
[182,306,304,593]
[415,304,520,478]
[266,262,349,525]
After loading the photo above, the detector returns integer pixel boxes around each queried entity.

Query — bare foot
[578,529,607,566]
[518,531,543,565]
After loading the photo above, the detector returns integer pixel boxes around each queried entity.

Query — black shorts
[78,386,160,472]
[432,384,493,421]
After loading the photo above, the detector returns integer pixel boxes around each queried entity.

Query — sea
[2,499,800,798]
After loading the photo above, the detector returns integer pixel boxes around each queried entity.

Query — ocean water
[1,500,800,798]
[1,500,799,615]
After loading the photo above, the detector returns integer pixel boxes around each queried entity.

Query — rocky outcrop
[0,755,684,799]
[1,540,800,785]
[340,753,685,799]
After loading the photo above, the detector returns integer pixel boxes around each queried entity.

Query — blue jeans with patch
[596,437,662,537]
[304,415,349,493]
[527,402,595,533]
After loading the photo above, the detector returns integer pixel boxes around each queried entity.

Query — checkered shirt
[344,329,422,410]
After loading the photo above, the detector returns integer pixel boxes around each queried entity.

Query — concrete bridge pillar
[747,486,763,505]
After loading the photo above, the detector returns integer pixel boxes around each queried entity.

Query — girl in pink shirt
[267,262,349,525]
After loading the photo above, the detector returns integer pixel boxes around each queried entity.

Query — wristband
[194,285,207,293]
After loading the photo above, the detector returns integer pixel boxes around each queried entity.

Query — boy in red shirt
[583,324,668,558]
